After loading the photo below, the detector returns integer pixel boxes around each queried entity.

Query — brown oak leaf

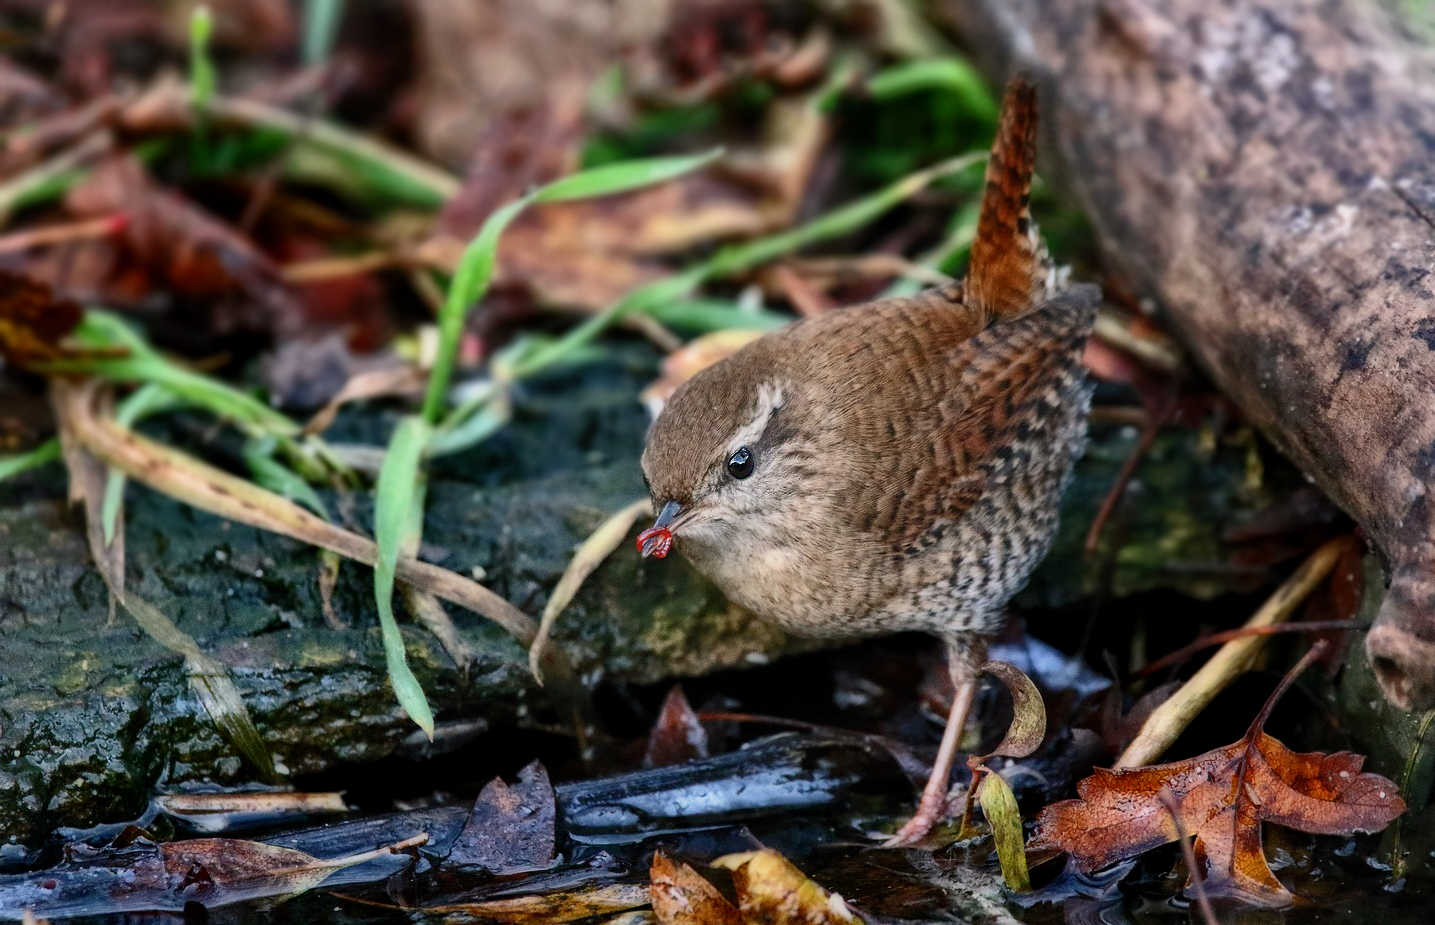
[1029,646,1405,908]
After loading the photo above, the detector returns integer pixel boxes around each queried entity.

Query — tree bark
[935,0,1435,709]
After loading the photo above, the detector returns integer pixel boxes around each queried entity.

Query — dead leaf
[644,0,826,100]
[980,660,1046,760]
[432,90,588,239]
[158,839,347,900]
[1029,644,1405,907]
[650,849,741,925]
[421,883,652,922]
[713,849,861,924]
[953,661,1044,878]
[644,686,711,768]
[301,363,427,435]
[977,771,1029,891]
[0,832,425,917]
[450,761,556,873]
[425,173,776,316]
[65,155,303,335]
[407,0,667,166]
[0,270,121,368]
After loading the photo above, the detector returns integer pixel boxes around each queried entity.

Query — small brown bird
[638,76,1098,844]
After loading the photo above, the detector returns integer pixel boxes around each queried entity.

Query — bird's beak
[637,500,683,559]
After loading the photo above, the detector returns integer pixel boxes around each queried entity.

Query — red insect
[636,525,674,559]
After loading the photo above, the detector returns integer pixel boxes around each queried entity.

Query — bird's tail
[964,74,1059,327]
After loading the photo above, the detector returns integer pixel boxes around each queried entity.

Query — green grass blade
[510,268,708,380]
[423,197,532,422]
[706,151,985,277]
[0,439,61,482]
[428,390,512,458]
[536,150,721,203]
[373,415,435,735]
[302,0,345,66]
[115,382,184,425]
[189,6,216,112]
[866,58,998,120]
[244,440,331,519]
[423,150,720,423]
[507,153,983,380]
[53,312,301,437]
[648,298,792,333]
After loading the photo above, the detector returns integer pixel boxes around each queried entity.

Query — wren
[637,75,1098,845]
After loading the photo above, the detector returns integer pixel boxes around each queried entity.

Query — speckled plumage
[638,76,1099,842]
[640,285,1095,661]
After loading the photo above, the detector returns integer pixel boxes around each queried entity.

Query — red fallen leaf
[644,686,711,769]
[1028,643,1405,907]
[0,270,124,368]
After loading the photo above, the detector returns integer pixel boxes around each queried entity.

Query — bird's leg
[882,637,986,848]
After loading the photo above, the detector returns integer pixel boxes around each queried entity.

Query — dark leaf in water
[450,761,557,874]
[157,838,339,900]
[644,686,711,769]
[0,834,420,918]
[559,733,906,845]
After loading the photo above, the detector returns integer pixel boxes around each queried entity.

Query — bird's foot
[881,676,979,848]
[880,789,953,848]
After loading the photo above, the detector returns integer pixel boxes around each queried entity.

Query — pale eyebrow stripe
[726,381,784,455]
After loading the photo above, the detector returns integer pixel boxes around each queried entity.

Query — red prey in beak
[637,500,683,558]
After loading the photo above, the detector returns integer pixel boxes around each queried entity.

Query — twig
[1084,396,1175,557]
[1093,309,1184,373]
[281,250,404,282]
[1116,534,1355,767]
[1157,788,1219,925]
[0,214,127,253]
[1136,618,1367,678]
[0,132,112,225]
[529,498,651,682]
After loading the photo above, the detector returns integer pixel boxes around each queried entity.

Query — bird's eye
[727,446,754,479]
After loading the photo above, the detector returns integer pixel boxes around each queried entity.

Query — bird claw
[879,792,954,848]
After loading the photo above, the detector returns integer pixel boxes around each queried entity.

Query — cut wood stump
[937,0,1435,710]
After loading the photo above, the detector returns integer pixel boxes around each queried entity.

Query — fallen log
[937,0,1435,710]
